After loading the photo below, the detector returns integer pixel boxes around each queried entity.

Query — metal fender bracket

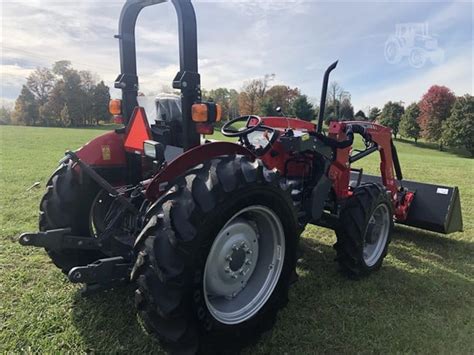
[19,228,101,251]
[65,150,139,215]
[68,257,132,297]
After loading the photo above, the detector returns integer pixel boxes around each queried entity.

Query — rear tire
[39,161,105,274]
[133,155,298,354]
[334,183,393,279]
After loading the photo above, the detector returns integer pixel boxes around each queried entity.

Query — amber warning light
[192,102,221,123]
[109,99,122,115]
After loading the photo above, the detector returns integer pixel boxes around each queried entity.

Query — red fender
[74,130,128,184]
[76,130,127,167]
[145,141,254,201]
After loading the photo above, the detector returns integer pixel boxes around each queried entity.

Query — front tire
[409,48,427,68]
[133,155,298,354]
[334,183,393,279]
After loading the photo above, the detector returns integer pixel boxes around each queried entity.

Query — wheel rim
[384,42,399,63]
[410,49,426,68]
[203,205,285,325]
[363,204,390,267]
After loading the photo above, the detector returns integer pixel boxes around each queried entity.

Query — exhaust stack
[317,60,338,133]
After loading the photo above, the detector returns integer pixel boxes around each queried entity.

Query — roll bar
[114,0,201,149]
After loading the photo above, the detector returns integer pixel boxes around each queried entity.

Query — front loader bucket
[398,179,462,234]
[350,173,463,234]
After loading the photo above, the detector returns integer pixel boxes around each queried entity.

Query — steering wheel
[221,115,263,137]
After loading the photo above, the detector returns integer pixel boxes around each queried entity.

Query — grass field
[1,125,473,354]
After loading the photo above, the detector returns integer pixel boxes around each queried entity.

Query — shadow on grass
[250,229,473,353]
[70,227,473,354]
[394,225,474,256]
[71,284,163,353]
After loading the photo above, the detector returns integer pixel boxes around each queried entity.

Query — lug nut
[224,267,231,273]
[225,255,232,261]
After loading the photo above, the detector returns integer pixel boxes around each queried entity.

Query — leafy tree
[260,97,278,116]
[380,101,404,138]
[204,88,239,121]
[52,60,72,76]
[41,80,66,126]
[26,67,55,105]
[291,95,315,121]
[12,85,39,126]
[12,60,111,127]
[238,74,275,115]
[61,69,84,126]
[92,81,111,124]
[399,102,421,143]
[228,89,240,118]
[340,98,354,120]
[354,110,367,120]
[442,94,474,156]
[418,85,456,148]
[323,104,337,124]
[323,81,351,123]
[0,106,12,125]
[369,107,381,121]
[79,70,97,125]
[238,90,258,115]
[60,104,71,127]
[264,85,300,115]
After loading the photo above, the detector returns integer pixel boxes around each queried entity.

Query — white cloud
[1,0,472,112]
[353,54,473,109]
[1,64,34,86]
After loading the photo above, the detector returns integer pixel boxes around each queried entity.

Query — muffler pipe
[317,60,338,133]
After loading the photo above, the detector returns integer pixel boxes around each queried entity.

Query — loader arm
[326,120,461,233]
[327,120,414,221]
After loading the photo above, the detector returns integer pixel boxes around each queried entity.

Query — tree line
[204,75,351,123]
[1,65,472,155]
[206,75,472,155]
[375,86,473,156]
[201,74,317,123]
[1,60,110,127]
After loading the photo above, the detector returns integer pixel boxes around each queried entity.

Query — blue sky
[1,0,472,113]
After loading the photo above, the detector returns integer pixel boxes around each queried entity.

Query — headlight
[143,140,164,162]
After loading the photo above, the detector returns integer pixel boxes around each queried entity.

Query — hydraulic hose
[309,123,370,149]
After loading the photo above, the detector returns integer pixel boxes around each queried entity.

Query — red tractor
[20,0,462,353]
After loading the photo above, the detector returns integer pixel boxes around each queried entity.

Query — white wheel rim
[363,204,390,267]
[203,205,285,325]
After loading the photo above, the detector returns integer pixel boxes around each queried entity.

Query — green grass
[1,125,473,354]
